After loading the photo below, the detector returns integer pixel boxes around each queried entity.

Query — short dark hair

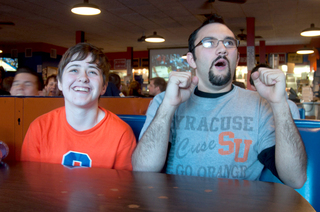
[109,73,121,89]
[58,43,110,85]
[188,14,225,61]
[151,77,167,92]
[249,64,271,86]
[129,81,141,96]
[0,66,5,80]
[15,67,44,91]
[45,74,57,86]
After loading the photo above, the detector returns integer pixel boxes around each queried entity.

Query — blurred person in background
[129,80,145,97]
[43,74,61,96]
[103,73,125,97]
[149,77,167,97]
[10,67,44,96]
[2,76,14,93]
[0,66,10,95]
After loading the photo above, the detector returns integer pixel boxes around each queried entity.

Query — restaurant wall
[1,42,318,77]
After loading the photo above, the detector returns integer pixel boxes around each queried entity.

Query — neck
[64,104,104,131]
[198,82,232,93]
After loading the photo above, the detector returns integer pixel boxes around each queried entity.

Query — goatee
[208,56,232,86]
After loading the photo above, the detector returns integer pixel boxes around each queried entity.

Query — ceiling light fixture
[0,50,2,53]
[300,23,320,37]
[145,32,165,43]
[71,0,101,16]
[296,46,314,55]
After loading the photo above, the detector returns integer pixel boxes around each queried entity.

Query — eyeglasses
[191,38,240,52]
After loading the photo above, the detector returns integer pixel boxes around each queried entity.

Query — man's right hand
[132,71,198,172]
[162,71,198,107]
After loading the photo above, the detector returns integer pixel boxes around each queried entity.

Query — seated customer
[250,64,300,119]
[103,73,125,97]
[128,80,145,97]
[132,14,306,189]
[149,77,167,97]
[10,67,44,96]
[43,74,61,96]
[0,66,10,95]
[2,76,14,93]
[21,43,136,170]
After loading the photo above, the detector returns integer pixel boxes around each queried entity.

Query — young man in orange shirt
[21,43,136,170]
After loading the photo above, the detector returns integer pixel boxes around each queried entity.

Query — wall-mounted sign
[287,53,303,64]
[114,59,127,69]
[239,53,286,67]
[239,54,269,66]
[278,53,286,64]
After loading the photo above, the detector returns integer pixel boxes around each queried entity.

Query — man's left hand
[251,68,287,104]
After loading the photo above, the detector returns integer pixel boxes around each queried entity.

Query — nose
[215,40,228,56]
[78,71,89,83]
[17,84,24,90]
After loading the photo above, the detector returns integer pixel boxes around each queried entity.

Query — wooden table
[0,161,315,212]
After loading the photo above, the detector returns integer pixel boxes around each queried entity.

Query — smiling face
[187,23,239,93]
[58,54,107,108]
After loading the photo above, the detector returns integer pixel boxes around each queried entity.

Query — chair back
[117,114,146,142]
[260,119,320,211]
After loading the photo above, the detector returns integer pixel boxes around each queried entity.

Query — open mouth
[73,86,89,92]
[214,59,227,67]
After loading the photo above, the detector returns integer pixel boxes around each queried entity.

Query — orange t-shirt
[21,106,136,170]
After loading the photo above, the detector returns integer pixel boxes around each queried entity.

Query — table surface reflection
[0,161,315,212]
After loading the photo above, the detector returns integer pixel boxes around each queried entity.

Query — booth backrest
[299,108,306,119]
[117,115,146,142]
[259,119,320,211]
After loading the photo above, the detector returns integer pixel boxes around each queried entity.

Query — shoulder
[152,91,165,104]
[102,108,131,130]
[31,107,65,125]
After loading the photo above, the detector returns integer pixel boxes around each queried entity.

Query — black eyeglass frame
[191,38,240,52]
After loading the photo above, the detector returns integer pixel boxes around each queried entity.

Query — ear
[58,79,63,91]
[155,86,160,93]
[187,52,197,69]
[100,82,107,95]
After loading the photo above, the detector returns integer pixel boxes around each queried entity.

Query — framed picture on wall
[149,48,191,81]
[133,58,139,68]
[25,48,32,57]
[141,58,149,68]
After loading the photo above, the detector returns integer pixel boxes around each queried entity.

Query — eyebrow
[65,64,100,70]
[202,36,236,40]
[13,80,35,84]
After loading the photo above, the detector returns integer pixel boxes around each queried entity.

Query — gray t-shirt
[139,86,276,181]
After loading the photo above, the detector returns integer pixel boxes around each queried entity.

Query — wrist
[270,100,290,116]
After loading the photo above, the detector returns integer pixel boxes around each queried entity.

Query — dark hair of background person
[249,64,272,86]
[57,43,110,85]
[15,67,44,91]
[2,76,14,92]
[0,66,5,81]
[151,77,167,92]
[232,80,246,89]
[45,74,57,86]
[109,73,121,90]
[188,13,225,61]
[129,80,144,97]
